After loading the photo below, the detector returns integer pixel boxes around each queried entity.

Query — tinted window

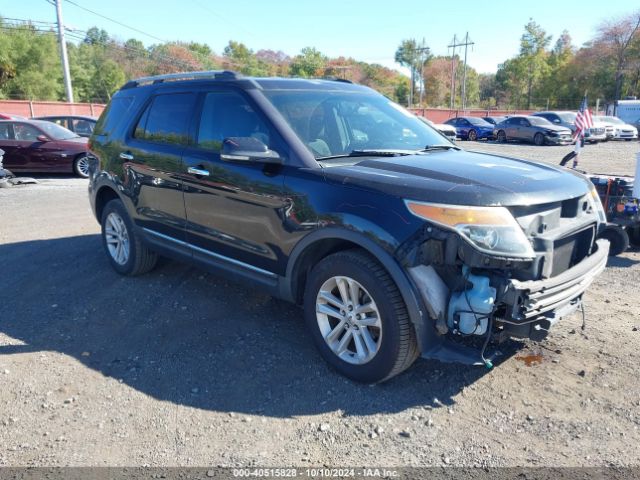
[529,117,552,126]
[135,93,196,145]
[13,124,41,141]
[197,91,270,152]
[94,96,134,136]
[72,118,94,135]
[0,123,11,140]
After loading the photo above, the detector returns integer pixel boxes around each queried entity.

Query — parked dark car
[482,116,508,125]
[88,71,609,383]
[444,116,495,140]
[0,119,92,177]
[0,113,27,120]
[494,115,573,146]
[34,115,97,138]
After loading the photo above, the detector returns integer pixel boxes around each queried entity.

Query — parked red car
[0,119,92,177]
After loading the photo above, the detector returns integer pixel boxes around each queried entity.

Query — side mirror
[37,135,49,142]
[220,137,282,165]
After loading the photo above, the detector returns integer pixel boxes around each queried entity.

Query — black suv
[88,71,609,383]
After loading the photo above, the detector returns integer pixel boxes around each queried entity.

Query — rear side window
[94,96,133,136]
[134,93,196,145]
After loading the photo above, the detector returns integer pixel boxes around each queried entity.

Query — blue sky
[4,0,639,73]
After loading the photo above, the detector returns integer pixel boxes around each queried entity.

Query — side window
[460,119,470,126]
[14,124,41,141]
[0,123,11,140]
[94,96,134,136]
[50,118,67,128]
[197,91,270,152]
[519,118,529,126]
[72,119,94,135]
[134,93,196,145]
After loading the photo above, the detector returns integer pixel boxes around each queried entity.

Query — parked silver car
[533,111,607,142]
[494,115,573,146]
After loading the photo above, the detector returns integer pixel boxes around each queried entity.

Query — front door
[123,92,197,240]
[182,90,288,277]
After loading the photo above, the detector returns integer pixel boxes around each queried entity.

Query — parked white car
[587,120,608,143]
[418,116,457,142]
[594,115,638,141]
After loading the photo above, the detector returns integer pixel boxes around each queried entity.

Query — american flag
[574,95,593,140]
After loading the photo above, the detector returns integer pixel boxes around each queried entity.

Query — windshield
[466,117,492,127]
[33,120,79,140]
[528,116,553,126]
[557,112,576,123]
[263,90,452,159]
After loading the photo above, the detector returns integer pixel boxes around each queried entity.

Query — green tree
[290,47,327,77]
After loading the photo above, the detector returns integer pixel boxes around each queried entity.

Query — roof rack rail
[120,70,242,89]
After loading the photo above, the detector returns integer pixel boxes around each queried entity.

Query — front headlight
[588,187,607,224]
[405,201,535,258]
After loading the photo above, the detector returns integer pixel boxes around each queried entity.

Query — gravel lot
[1,141,639,468]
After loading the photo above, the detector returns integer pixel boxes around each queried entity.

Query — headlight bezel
[404,200,536,259]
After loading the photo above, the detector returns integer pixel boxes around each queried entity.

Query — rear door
[504,118,518,139]
[123,92,197,241]
[181,89,288,277]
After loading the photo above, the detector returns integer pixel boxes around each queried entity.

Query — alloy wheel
[316,276,382,365]
[104,212,130,265]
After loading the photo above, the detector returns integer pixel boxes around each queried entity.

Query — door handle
[119,152,134,161]
[187,166,210,177]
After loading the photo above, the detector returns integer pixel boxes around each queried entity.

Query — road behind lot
[1,142,639,468]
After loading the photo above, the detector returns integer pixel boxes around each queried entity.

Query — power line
[62,0,167,43]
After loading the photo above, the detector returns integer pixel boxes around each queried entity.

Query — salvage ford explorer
[87,71,609,383]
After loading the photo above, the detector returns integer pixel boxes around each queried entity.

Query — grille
[591,127,605,135]
[551,226,595,277]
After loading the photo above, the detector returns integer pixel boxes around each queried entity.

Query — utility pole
[55,0,74,103]
[448,34,457,110]
[449,33,474,110]
[415,39,429,106]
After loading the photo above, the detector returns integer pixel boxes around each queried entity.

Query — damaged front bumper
[497,238,609,340]
[405,234,609,366]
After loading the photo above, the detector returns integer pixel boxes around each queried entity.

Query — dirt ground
[0,141,639,468]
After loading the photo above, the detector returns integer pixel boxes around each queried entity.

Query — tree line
[0,10,638,110]
[0,20,410,105]
[400,11,640,109]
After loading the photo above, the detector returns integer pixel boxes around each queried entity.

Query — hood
[321,150,592,207]
[63,136,89,143]
[435,123,456,131]
[540,124,571,133]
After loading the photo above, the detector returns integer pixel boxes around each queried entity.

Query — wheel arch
[94,184,121,222]
[283,228,430,349]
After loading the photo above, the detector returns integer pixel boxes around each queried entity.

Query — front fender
[284,226,441,354]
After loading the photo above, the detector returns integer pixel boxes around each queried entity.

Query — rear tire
[467,129,478,141]
[100,199,158,276]
[497,130,507,143]
[303,249,419,383]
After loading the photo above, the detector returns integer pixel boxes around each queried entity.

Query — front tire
[303,249,419,383]
[467,129,478,141]
[101,199,158,276]
[73,154,91,178]
[533,132,545,146]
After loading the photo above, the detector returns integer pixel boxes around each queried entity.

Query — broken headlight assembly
[405,200,535,258]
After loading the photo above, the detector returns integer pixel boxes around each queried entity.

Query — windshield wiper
[317,149,414,161]
[419,144,460,151]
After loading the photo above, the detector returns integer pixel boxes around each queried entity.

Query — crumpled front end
[401,189,609,364]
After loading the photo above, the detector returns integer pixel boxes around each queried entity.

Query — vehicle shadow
[0,235,511,417]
